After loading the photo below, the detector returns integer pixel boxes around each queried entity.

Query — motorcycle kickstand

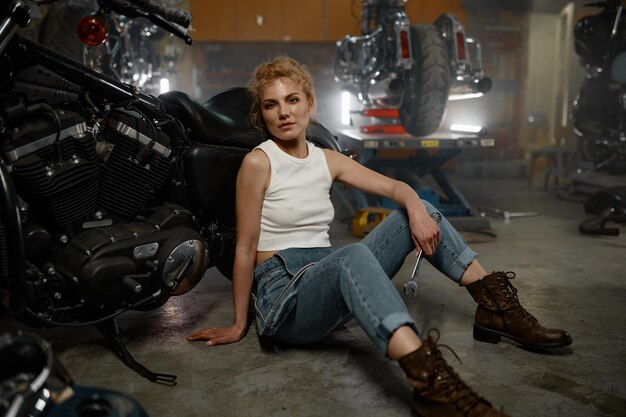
[96,318,177,385]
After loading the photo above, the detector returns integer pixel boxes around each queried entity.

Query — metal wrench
[403,249,425,298]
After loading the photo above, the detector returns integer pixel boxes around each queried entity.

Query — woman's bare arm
[187,150,269,345]
[323,149,440,255]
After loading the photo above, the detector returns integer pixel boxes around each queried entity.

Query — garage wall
[189,0,466,42]
[523,11,585,152]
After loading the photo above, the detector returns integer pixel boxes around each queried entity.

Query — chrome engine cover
[50,204,207,313]
[163,238,209,296]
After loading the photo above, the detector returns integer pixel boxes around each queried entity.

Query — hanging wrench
[403,249,424,298]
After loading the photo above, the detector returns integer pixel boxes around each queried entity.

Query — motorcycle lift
[335,128,496,237]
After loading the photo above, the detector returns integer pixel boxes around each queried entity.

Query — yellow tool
[351,207,393,237]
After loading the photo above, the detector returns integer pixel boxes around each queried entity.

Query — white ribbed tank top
[254,139,334,251]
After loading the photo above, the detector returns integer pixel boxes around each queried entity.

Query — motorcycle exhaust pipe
[449,76,492,99]
[473,77,492,94]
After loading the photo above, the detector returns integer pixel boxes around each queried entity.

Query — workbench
[336,128,495,221]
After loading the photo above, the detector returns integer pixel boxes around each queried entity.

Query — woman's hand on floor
[187,323,246,346]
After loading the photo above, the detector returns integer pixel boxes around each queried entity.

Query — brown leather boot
[399,329,510,417]
[466,271,572,349]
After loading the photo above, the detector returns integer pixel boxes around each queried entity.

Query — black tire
[38,4,95,62]
[399,24,451,137]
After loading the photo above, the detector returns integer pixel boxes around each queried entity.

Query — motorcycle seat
[159,88,264,149]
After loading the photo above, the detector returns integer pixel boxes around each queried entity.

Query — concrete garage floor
[1,175,626,417]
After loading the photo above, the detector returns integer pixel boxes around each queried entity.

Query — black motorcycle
[573,0,626,174]
[0,0,339,383]
[333,0,491,136]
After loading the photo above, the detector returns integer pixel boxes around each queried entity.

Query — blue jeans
[252,201,477,356]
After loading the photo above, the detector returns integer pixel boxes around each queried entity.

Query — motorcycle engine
[1,107,208,323]
[55,203,208,312]
[98,110,173,220]
[5,109,96,231]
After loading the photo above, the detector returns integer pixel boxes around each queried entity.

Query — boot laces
[424,329,484,413]
[495,272,537,326]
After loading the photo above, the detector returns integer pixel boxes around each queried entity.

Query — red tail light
[400,30,410,59]
[455,31,466,61]
[76,15,108,46]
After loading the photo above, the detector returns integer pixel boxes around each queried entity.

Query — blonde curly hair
[248,56,316,133]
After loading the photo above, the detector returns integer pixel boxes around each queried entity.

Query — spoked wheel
[399,24,451,137]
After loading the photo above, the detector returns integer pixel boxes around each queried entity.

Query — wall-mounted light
[160,77,170,94]
[450,123,485,134]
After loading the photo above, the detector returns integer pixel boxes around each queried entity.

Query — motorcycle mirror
[76,15,109,47]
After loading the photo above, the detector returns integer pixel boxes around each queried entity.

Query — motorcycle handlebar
[130,0,191,28]
[0,1,30,55]
[31,0,192,28]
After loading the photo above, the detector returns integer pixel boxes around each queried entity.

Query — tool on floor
[478,206,539,223]
[403,249,425,298]
[351,207,393,237]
